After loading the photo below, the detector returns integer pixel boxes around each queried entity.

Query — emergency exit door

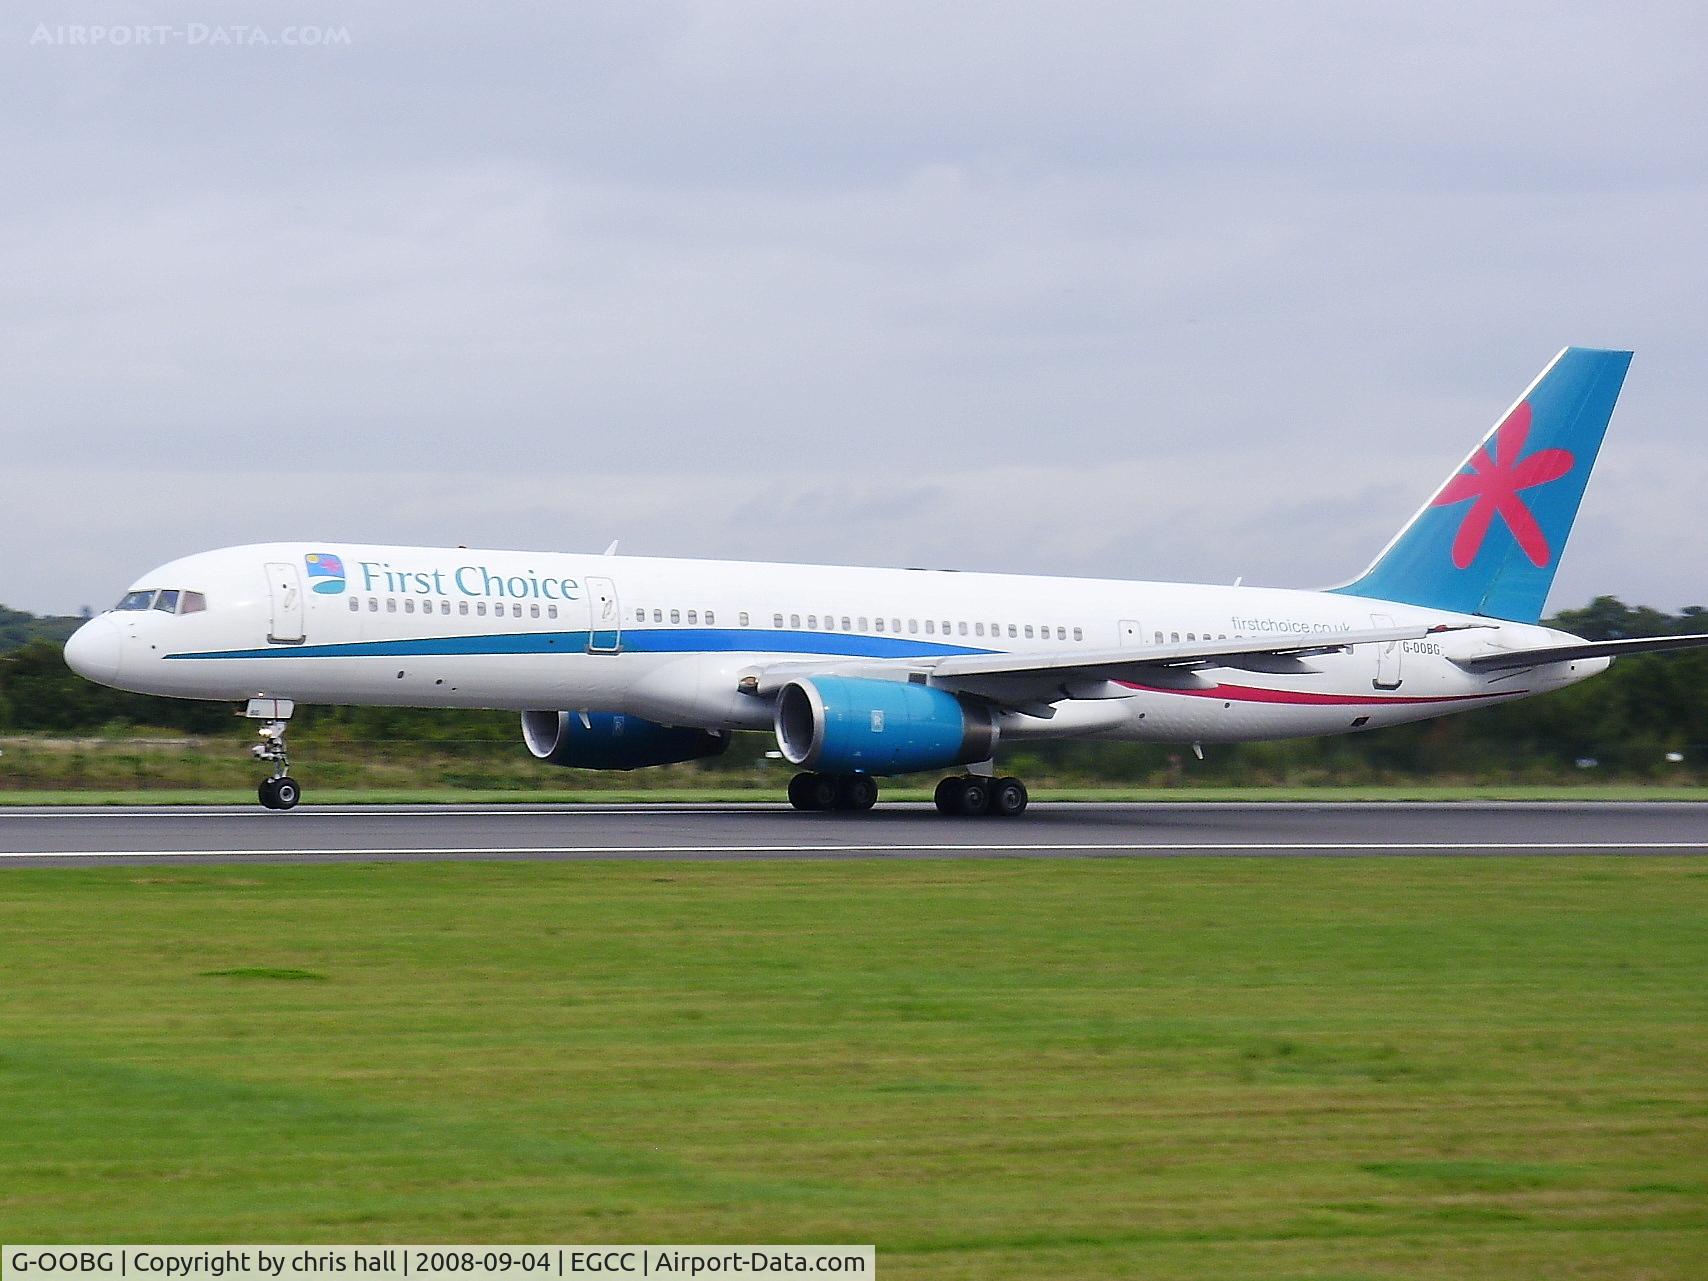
[265,562,306,644]
[586,576,621,653]
[1371,612,1403,690]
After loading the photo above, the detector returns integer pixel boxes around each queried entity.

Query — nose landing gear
[248,711,302,811]
[258,771,302,811]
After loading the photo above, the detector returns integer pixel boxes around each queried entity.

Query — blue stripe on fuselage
[163,627,996,662]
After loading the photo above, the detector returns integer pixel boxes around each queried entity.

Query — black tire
[258,778,280,809]
[934,776,964,815]
[272,776,302,810]
[788,772,816,811]
[992,777,1029,817]
[806,773,839,811]
[958,777,992,816]
[837,774,878,812]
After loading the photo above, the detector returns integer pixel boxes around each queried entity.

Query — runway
[1,801,1705,866]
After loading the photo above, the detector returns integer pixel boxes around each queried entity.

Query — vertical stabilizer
[1331,347,1632,622]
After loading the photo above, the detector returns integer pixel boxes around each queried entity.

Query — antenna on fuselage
[603,540,620,556]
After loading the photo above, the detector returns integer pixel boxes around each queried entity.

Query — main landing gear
[252,719,302,811]
[786,771,1030,816]
[788,771,879,812]
[934,774,1029,818]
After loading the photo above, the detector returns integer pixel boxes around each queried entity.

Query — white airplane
[63,347,1708,815]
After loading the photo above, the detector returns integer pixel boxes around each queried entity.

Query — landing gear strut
[251,718,302,811]
[935,774,1028,817]
[788,771,879,812]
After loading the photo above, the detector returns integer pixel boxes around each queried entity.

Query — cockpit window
[113,588,207,614]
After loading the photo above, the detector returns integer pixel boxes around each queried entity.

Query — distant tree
[0,605,83,653]
[1548,596,1705,641]
[0,639,233,732]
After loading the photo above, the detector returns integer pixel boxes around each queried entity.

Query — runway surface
[1,801,1705,866]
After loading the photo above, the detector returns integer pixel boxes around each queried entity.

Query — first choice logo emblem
[1429,401,1575,569]
[304,552,347,594]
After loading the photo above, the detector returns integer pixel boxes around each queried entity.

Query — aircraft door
[1371,612,1402,690]
[1119,619,1145,645]
[265,562,306,644]
[586,576,621,653]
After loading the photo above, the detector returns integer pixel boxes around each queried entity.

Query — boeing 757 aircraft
[63,347,1708,815]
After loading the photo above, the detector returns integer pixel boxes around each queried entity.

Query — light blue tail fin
[1332,347,1632,623]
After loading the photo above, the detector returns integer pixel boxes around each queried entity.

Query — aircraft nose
[64,616,123,685]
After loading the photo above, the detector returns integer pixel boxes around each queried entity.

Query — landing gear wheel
[788,772,817,811]
[805,773,839,811]
[788,772,841,811]
[935,776,965,815]
[991,777,1029,817]
[837,774,879,812]
[259,776,302,811]
[957,777,992,817]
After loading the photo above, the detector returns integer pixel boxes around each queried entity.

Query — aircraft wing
[743,622,1478,706]
[923,624,1464,680]
[1453,632,1708,672]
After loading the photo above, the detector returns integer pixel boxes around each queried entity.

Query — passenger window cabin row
[341,595,1092,645]
[113,586,1121,649]
[766,614,1084,642]
[630,608,1085,643]
[347,597,559,620]
[637,607,724,626]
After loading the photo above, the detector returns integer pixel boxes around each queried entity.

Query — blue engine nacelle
[522,710,729,770]
[774,676,997,775]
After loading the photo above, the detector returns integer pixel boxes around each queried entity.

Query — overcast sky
[4,2,1706,616]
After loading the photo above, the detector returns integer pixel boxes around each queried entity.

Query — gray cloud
[4,2,1707,614]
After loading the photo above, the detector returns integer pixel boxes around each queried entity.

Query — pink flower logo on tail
[1430,402,1574,569]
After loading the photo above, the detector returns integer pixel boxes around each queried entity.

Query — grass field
[2,857,1705,1278]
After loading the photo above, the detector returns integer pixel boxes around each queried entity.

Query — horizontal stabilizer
[1454,632,1708,672]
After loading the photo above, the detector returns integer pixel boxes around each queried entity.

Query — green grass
[2,783,1706,806]
[2,859,1706,1278]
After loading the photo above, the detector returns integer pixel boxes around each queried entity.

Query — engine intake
[522,710,729,771]
[774,676,996,775]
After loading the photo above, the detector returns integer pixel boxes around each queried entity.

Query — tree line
[2,597,1704,780]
